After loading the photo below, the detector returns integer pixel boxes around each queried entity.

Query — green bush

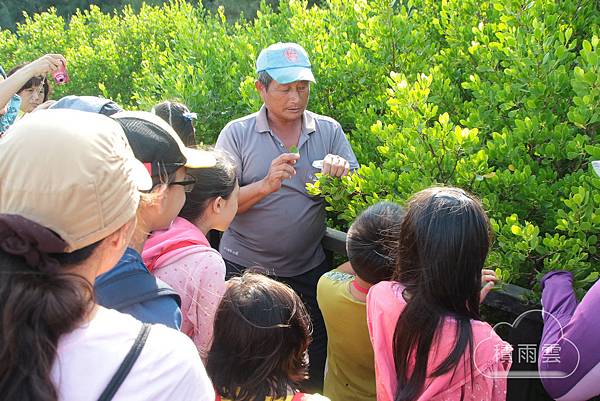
[1,0,599,300]
[0,1,287,32]
[307,0,600,300]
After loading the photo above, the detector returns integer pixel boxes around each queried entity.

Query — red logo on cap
[284,48,299,62]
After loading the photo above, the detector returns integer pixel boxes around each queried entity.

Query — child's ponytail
[0,216,98,401]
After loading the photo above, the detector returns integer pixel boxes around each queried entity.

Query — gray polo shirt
[215,105,359,277]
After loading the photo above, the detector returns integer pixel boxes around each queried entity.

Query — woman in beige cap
[0,110,214,401]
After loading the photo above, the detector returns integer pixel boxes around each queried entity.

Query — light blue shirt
[0,95,21,133]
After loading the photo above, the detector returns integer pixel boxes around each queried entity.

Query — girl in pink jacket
[143,151,239,357]
[367,187,512,401]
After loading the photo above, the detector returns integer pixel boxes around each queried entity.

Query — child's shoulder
[321,268,355,283]
[293,393,330,401]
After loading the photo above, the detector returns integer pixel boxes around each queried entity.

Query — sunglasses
[169,174,196,192]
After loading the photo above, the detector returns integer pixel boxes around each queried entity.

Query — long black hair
[207,272,312,401]
[392,187,491,401]
[0,219,100,401]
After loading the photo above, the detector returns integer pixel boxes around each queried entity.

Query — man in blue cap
[216,42,359,389]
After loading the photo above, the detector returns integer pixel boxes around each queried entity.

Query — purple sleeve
[539,271,577,353]
[539,271,600,400]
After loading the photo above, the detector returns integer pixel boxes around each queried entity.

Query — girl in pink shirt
[143,151,239,357]
[367,187,512,401]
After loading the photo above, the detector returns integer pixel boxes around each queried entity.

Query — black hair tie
[0,214,68,272]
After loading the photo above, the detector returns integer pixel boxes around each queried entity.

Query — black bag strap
[95,269,181,310]
[96,323,152,401]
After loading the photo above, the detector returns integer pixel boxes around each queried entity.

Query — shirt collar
[255,104,316,136]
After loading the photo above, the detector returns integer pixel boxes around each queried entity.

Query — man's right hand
[260,153,300,194]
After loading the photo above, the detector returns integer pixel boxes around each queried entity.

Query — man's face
[257,79,310,123]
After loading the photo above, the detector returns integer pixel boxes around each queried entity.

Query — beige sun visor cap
[0,109,152,252]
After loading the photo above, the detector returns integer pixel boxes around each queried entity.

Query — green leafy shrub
[308,1,600,300]
[1,0,599,300]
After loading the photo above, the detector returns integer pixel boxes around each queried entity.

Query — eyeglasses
[169,174,196,192]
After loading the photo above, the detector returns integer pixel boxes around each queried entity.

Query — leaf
[438,112,449,126]
[565,27,573,43]
[582,272,599,284]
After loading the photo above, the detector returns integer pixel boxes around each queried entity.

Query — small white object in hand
[312,160,324,169]
[593,161,600,178]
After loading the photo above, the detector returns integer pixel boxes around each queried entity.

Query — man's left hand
[322,154,350,177]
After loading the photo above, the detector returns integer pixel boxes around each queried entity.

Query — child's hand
[480,268,498,303]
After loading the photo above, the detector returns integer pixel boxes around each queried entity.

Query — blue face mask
[0,95,21,133]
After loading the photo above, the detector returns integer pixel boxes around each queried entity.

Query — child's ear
[212,196,224,215]
[114,218,136,249]
[104,221,127,250]
[149,184,169,214]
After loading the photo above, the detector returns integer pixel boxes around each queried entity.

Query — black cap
[111,111,216,184]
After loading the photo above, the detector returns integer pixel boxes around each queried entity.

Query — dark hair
[7,63,51,102]
[178,150,238,223]
[207,272,312,401]
[42,78,51,102]
[346,201,404,284]
[392,187,491,401]
[257,71,273,89]
[0,241,100,401]
[152,101,197,147]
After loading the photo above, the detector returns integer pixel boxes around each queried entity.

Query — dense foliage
[1,0,599,300]
[0,0,282,30]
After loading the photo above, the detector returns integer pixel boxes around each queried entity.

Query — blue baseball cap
[256,42,316,84]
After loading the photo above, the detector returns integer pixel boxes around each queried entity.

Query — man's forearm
[237,180,270,214]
